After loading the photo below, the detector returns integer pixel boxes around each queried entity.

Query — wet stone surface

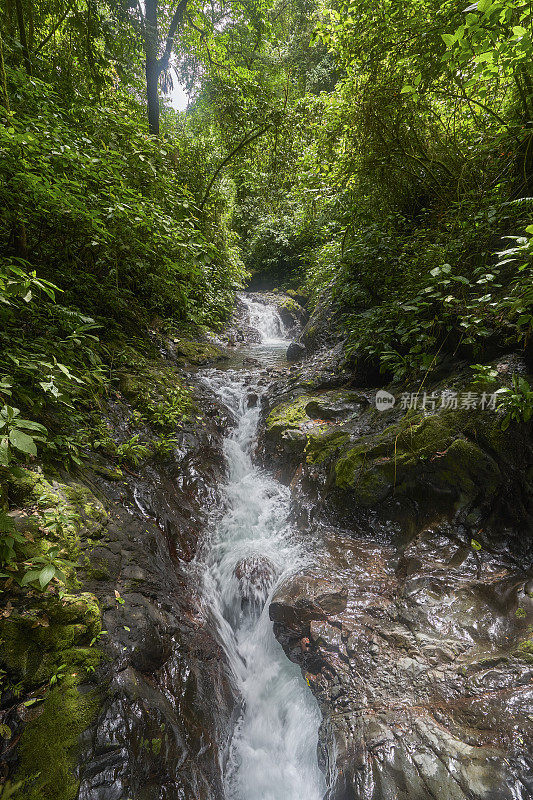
[76,416,237,800]
[270,523,533,800]
[260,342,533,799]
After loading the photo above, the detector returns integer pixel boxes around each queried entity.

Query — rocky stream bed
[1,291,532,800]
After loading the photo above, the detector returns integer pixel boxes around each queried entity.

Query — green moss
[4,467,41,505]
[90,464,124,481]
[1,588,102,799]
[433,438,500,497]
[16,674,100,800]
[515,637,533,664]
[266,395,315,433]
[306,429,350,465]
[333,409,501,507]
[286,288,308,303]
[0,593,101,687]
[170,337,226,365]
[2,469,109,588]
[118,359,197,429]
[305,325,317,342]
[83,559,112,581]
[274,296,303,315]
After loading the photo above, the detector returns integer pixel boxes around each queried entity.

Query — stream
[200,297,326,800]
[72,293,531,800]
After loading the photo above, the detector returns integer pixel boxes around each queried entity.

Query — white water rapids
[200,297,325,800]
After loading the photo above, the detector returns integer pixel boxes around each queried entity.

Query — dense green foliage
[190,0,533,381]
[0,0,248,607]
[1,0,532,609]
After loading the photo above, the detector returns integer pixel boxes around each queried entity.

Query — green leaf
[21,569,43,586]
[0,440,9,466]
[38,565,56,588]
[9,429,37,456]
[16,419,47,434]
[441,33,456,47]
[475,51,494,62]
[0,723,12,739]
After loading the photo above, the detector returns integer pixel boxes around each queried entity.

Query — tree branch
[200,125,271,210]
[158,0,188,72]
[34,0,75,54]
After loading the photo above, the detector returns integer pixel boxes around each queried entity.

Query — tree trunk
[146,56,160,135]
[14,0,31,75]
[0,32,10,112]
[144,0,160,135]
[13,217,28,259]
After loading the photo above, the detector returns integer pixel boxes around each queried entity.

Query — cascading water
[200,298,325,800]
[241,295,286,344]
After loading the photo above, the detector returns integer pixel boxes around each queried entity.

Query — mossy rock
[0,593,101,686]
[285,288,309,306]
[266,390,365,441]
[4,467,41,505]
[306,429,350,465]
[15,674,100,800]
[1,474,108,798]
[170,337,227,365]
[2,469,109,569]
[266,395,316,435]
[514,637,533,664]
[90,463,124,482]
[273,295,305,316]
[117,362,197,433]
[333,409,502,508]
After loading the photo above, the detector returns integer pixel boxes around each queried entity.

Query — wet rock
[281,428,307,454]
[299,288,344,354]
[68,363,239,799]
[286,341,306,362]
[310,620,342,652]
[234,555,277,608]
[246,391,258,408]
[260,357,533,534]
[250,291,307,333]
[270,575,348,629]
[272,526,533,800]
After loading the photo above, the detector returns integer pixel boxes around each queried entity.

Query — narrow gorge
[1,0,533,796]
[5,291,532,800]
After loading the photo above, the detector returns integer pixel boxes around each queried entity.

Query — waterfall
[200,300,325,800]
[240,295,286,344]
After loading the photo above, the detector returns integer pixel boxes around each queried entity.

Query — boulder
[234,555,277,608]
[269,574,348,630]
[271,527,533,800]
[286,341,306,362]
